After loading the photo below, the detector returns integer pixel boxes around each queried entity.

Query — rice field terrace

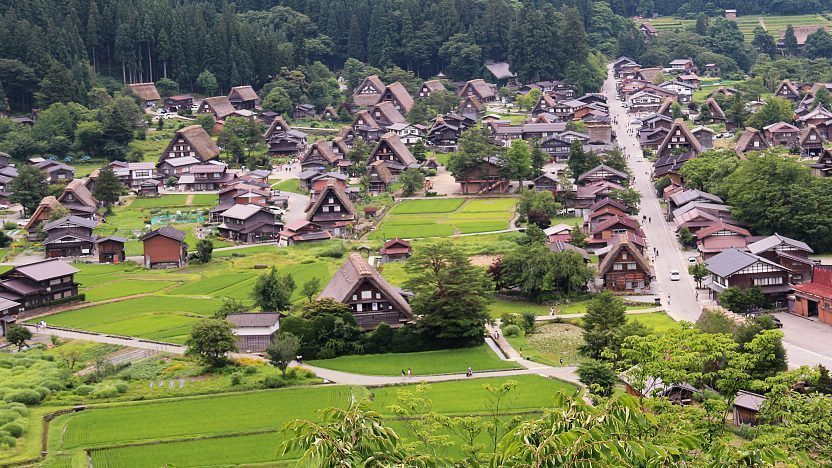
[42,375,575,466]
[368,197,518,240]
[644,14,832,42]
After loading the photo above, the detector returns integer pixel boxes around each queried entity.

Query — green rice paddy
[369,198,517,239]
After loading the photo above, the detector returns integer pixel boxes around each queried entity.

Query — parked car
[670,269,681,281]
[769,316,783,328]
[688,256,698,265]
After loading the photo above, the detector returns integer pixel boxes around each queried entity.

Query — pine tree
[0,80,8,114]
[9,165,48,216]
[580,291,627,361]
[92,166,124,206]
[783,24,799,56]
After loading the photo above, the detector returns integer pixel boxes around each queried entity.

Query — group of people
[34,320,47,331]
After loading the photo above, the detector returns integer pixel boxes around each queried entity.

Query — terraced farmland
[643,14,831,42]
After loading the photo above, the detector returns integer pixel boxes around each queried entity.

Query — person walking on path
[466,367,473,377]
[407,368,412,379]
[550,307,555,316]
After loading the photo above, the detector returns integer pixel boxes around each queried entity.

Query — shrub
[3,222,16,230]
[230,373,243,386]
[502,324,521,337]
[112,381,129,393]
[3,389,43,405]
[1,421,24,438]
[262,375,286,389]
[316,243,345,258]
[40,379,64,391]
[33,386,51,399]
[242,365,257,375]
[74,385,94,396]
[0,431,17,448]
[91,385,120,399]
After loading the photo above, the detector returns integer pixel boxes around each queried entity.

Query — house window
[753,276,784,286]
[333,205,341,212]
[613,264,624,270]
[627,263,637,270]
[361,290,372,299]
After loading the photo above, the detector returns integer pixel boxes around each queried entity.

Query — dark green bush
[1,421,24,438]
[3,389,43,405]
[262,375,286,388]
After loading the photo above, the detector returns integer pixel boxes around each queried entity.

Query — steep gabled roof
[775,80,799,96]
[264,116,291,138]
[319,253,413,319]
[657,118,702,155]
[200,96,236,120]
[799,124,825,146]
[352,110,381,130]
[421,80,445,93]
[591,215,643,236]
[598,236,651,277]
[588,197,628,213]
[127,83,161,101]
[370,133,417,167]
[369,160,394,183]
[301,140,339,165]
[735,127,770,156]
[58,179,98,208]
[173,125,221,161]
[485,62,515,80]
[460,79,495,99]
[382,82,414,113]
[353,75,385,107]
[763,121,799,133]
[306,180,357,219]
[228,85,258,102]
[371,101,406,125]
[704,98,726,119]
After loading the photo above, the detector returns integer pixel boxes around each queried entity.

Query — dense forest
[0,0,627,112]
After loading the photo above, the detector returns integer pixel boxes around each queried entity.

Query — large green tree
[580,291,627,361]
[404,242,493,347]
[185,319,237,367]
[92,165,124,206]
[251,267,296,312]
[8,165,48,216]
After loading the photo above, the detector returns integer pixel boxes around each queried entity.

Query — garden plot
[369,198,517,240]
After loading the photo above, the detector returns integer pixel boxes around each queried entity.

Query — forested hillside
[0,0,627,111]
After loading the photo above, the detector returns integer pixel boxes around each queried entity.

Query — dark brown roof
[301,140,339,165]
[264,116,291,138]
[140,226,187,243]
[353,110,381,130]
[176,125,221,161]
[705,98,726,119]
[657,119,702,155]
[127,83,161,101]
[735,127,769,156]
[460,79,495,99]
[10,258,79,282]
[369,160,394,183]
[305,180,357,220]
[371,133,417,167]
[319,253,413,318]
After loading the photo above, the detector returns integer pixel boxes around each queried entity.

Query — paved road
[602,68,701,322]
[25,326,584,387]
[603,66,832,369]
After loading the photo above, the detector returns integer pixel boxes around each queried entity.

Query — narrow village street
[602,66,832,369]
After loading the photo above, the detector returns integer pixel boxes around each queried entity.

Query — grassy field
[272,178,302,193]
[645,14,832,42]
[627,311,679,333]
[309,345,520,376]
[369,198,517,240]
[46,375,574,465]
[505,322,587,367]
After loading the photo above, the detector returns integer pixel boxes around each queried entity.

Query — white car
[670,270,681,281]
[688,257,697,265]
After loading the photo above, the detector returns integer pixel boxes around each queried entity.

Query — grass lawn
[308,345,520,376]
[505,322,586,367]
[272,178,302,193]
[370,197,517,240]
[627,312,679,334]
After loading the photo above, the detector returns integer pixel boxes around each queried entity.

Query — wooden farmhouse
[705,248,792,304]
[456,157,509,194]
[197,96,236,120]
[227,313,281,353]
[319,253,414,329]
[598,236,653,292]
[278,219,331,246]
[790,265,832,325]
[418,79,445,99]
[42,216,98,258]
[459,79,496,102]
[159,125,220,163]
[227,85,259,110]
[217,204,281,244]
[367,133,418,175]
[305,180,357,236]
[140,227,188,269]
[0,259,79,310]
[353,75,386,108]
[127,83,161,107]
[379,238,412,264]
[377,82,414,114]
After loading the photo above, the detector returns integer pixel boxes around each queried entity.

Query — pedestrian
[695,292,699,300]
[401,369,406,378]
[649,217,651,223]
[559,357,564,365]
[407,368,412,379]
[297,355,303,365]
[467,366,473,377]
[550,307,555,316]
